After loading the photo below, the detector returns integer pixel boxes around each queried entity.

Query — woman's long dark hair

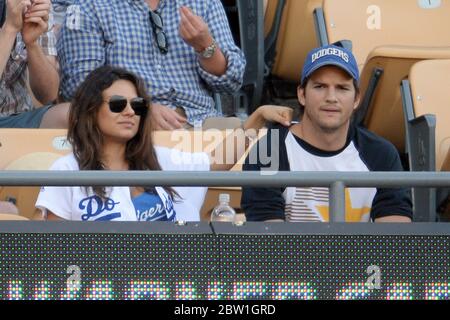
[68,65,178,199]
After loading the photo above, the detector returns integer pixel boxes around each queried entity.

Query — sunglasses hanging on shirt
[149,10,168,54]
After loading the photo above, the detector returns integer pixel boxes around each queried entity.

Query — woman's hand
[258,105,293,126]
[243,105,293,131]
[211,105,294,171]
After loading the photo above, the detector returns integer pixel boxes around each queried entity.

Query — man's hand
[179,6,213,52]
[178,6,227,76]
[4,0,31,32]
[151,104,187,130]
[21,0,50,46]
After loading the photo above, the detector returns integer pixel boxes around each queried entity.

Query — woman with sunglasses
[35,66,292,222]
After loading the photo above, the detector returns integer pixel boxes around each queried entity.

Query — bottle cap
[219,193,230,203]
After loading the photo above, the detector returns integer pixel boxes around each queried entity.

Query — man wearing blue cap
[241,45,412,223]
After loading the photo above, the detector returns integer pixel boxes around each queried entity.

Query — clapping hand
[4,0,32,32]
[21,0,50,46]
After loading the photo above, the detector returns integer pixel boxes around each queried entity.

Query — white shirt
[284,132,375,222]
[35,147,210,221]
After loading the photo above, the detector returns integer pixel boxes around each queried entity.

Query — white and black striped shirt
[241,124,412,222]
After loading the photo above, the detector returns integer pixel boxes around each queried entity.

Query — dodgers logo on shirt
[158,190,176,221]
[164,197,176,221]
[135,202,166,221]
[79,195,121,221]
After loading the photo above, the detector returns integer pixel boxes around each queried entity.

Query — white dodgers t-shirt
[36,147,210,221]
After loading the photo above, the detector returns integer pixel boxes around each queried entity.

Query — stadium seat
[0,129,70,169]
[403,60,450,171]
[0,213,29,221]
[358,46,450,151]
[316,0,450,69]
[0,129,70,219]
[262,0,323,107]
[264,0,323,82]
[1,153,65,220]
[400,59,450,221]
[315,0,450,150]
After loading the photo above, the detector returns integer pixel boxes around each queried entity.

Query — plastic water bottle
[210,194,236,222]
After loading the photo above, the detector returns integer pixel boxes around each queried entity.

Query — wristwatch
[196,39,217,59]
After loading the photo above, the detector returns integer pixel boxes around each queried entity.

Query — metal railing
[1,170,449,222]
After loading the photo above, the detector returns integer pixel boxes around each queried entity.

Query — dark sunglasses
[149,10,168,54]
[107,95,148,117]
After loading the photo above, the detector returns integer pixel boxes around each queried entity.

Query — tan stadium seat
[0,129,70,169]
[319,0,450,71]
[0,128,256,221]
[263,0,276,36]
[408,59,450,171]
[0,213,29,221]
[0,129,70,219]
[1,153,66,219]
[360,46,450,151]
[316,0,450,150]
[401,59,450,221]
[265,0,323,82]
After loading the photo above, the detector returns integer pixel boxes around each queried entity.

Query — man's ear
[298,86,306,106]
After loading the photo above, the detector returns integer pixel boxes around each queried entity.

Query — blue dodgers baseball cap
[301,45,359,85]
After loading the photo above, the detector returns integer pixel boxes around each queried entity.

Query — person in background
[57,0,246,130]
[0,0,68,128]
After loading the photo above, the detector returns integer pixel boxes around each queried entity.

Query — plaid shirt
[0,20,57,117]
[57,0,246,123]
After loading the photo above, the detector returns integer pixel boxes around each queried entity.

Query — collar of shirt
[129,0,166,11]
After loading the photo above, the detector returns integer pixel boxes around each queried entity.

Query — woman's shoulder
[49,153,80,170]
[154,146,210,171]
